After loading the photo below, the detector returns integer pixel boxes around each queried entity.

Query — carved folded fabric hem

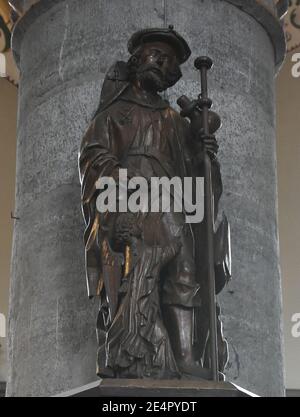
[103,246,180,379]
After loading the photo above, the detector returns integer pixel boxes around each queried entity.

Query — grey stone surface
[7,0,285,397]
[97,379,252,397]
[224,0,287,70]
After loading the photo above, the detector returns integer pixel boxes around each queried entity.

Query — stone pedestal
[96,379,253,398]
[7,0,287,397]
[54,379,256,397]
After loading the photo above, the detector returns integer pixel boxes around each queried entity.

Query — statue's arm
[79,112,121,212]
[78,111,123,298]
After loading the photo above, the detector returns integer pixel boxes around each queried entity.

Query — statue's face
[135,41,181,92]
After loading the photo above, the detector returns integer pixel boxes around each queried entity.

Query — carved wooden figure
[79,26,231,381]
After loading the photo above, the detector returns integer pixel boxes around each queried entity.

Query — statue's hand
[190,109,221,139]
[201,134,219,158]
[114,213,142,248]
[194,134,219,162]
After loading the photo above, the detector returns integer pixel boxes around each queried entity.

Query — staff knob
[194,56,213,70]
[177,95,198,118]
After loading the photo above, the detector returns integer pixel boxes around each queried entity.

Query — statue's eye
[149,49,164,58]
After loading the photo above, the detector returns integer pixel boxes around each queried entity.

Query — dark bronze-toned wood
[97,379,251,398]
[178,57,221,382]
[79,26,231,382]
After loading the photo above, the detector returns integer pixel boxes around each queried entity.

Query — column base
[55,378,258,397]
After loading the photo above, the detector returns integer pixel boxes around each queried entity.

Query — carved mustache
[136,63,182,89]
[137,65,164,77]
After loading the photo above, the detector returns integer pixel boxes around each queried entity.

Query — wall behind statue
[0,78,17,382]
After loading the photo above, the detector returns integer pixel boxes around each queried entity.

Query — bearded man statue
[79,26,231,380]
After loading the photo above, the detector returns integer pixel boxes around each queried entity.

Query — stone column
[7,0,287,396]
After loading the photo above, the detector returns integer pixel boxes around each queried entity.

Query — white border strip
[231,382,260,397]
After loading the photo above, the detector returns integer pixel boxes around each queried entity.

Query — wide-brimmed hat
[128,25,191,64]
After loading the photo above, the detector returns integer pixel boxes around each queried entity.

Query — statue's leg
[161,214,225,380]
[162,305,194,366]
[162,305,211,377]
[161,213,206,378]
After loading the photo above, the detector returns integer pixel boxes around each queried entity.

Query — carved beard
[136,64,169,92]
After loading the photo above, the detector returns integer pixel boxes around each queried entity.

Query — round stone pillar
[7,0,286,396]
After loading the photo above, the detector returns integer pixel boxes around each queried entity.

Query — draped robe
[79,63,229,378]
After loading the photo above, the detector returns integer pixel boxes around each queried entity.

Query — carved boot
[162,305,212,379]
